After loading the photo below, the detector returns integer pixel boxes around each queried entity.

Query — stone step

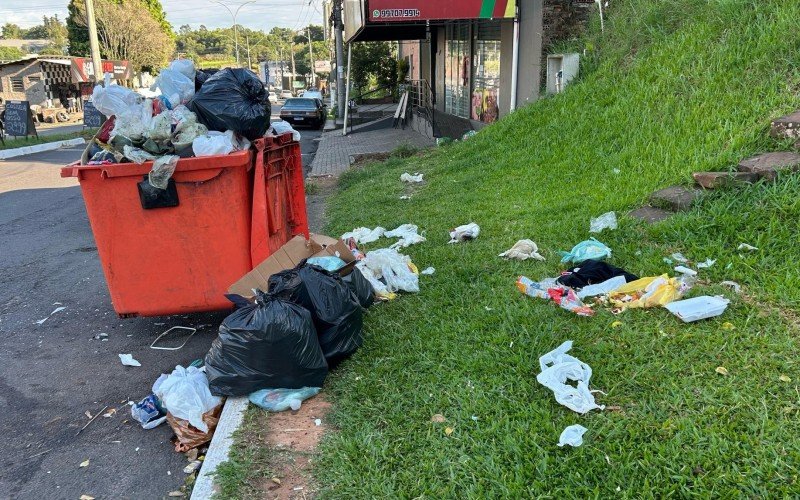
[649,186,702,212]
[629,206,673,223]
[771,110,800,140]
[737,152,800,181]
[693,171,760,189]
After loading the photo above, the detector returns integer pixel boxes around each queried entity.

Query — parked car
[268,91,278,104]
[279,97,326,128]
[304,90,323,102]
[279,89,294,99]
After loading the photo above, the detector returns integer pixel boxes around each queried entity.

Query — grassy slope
[317,1,800,497]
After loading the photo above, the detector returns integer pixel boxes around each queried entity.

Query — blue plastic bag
[249,387,321,412]
[306,256,347,272]
[560,238,612,264]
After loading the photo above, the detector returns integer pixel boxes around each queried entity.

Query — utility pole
[246,33,252,69]
[84,0,102,84]
[307,27,315,88]
[290,41,296,93]
[333,0,346,118]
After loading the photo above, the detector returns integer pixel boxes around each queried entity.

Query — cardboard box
[228,233,355,300]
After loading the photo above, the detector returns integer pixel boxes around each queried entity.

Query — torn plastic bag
[343,267,375,308]
[385,224,426,249]
[268,263,363,364]
[589,211,617,233]
[169,59,195,80]
[499,239,545,261]
[188,68,271,140]
[560,238,612,264]
[576,275,627,299]
[401,172,423,183]
[341,227,386,245]
[557,259,638,289]
[249,387,321,412]
[269,120,301,141]
[91,84,140,117]
[192,130,247,157]
[148,110,173,142]
[558,424,588,447]
[153,68,195,107]
[123,145,157,164]
[205,292,328,396]
[154,365,221,433]
[149,155,179,190]
[537,341,604,414]
[449,223,480,243]
[355,261,395,301]
[167,403,223,452]
[362,248,420,293]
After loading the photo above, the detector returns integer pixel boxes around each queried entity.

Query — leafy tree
[2,23,23,39]
[0,46,25,60]
[351,41,398,95]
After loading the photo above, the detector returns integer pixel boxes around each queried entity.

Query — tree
[71,0,174,72]
[0,46,24,61]
[351,42,398,95]
[2,23,22,39]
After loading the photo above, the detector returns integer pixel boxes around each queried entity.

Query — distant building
[0,38,52,57]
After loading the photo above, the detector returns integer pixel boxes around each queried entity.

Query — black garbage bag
[204,292,328,396]
[269,263,363,365]
[194,68,218,92]
[557,259,639,289]
[343,267,374,309]
[188,68,271,140]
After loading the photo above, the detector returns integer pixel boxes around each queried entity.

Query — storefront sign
[3,101,37,137]
[314,60,332,73]
[83,100,106,128]
[71,58,132,82]
[368,0,516,21]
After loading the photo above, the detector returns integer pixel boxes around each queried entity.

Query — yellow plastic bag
[611,274,683,309]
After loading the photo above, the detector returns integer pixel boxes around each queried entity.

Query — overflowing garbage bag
[205,292,329,396]
[343,267,375,309]
[189,68,272,140]
[268,262,364,364]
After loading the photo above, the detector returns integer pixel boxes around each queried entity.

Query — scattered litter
[183,460,202,474]
[549,287,595,317]
[576,276,628,299]
[664,296,730,322]
[76,405,108,436]
[715,366,729,376]
[558,260,638,289]
[80,495,94,500]
[431,414,446,423]
[517,276,557,300]
[400,172,424,183]
[721,281,741,293]
[696,259,716,269]
[589,211,618,233]
[93,332,109,341]
[557,424,588,448]
[400,195,412,200]
[421,267,436,275]
[85,410,93,419]
[341,226,386,244]
[150,326,197,351]
[79,459,90,468]
[444,427,454,436]
[35,306,66,325]
[168,491,183,497]
[612,168,621,174]
[385,224,426,249]
[536,341,604,414]
[780,375,792,383]
[671,253,689,263]
[471,415,479,422]
[722,322,735,331]
[293,487,304,492]
[663,257,674,265]
[611,321,623,328]
[118,354,142,367]
[102,408,116,418]
[737,243,758,252]
[610,275,691,309]
[361,248,420,293]
[249,387,321,412]
[449,223,480,243]
[132,393,167,429]
[674,266,697,276]
[156,365,222,434]
[560,238,611,264]
[498,239,545,261]
[314,419,322,426]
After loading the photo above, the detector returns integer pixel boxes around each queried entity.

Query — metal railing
[400,79,436,138]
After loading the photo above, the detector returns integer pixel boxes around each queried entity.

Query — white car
[268,91,278,103]
[279,89,293,99]
[304,90,323,101]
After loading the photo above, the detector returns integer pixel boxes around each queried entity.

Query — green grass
[1,128,97,150]
[214,407,274,499]
[314,0,800,497]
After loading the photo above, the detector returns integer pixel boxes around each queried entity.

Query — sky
[0,0,323,32]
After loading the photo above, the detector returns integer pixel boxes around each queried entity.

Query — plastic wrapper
[306,256,346,272]
[192,130,248,157]
[343,267,375,308]
[560,238,612,264]
[123,145,157,164]
[589,211,618,233]
[155,365,221,433]
[610,274,691,309]
[205,293,329,396]
[268,263,363,364]
[91,84,139,117]
[88,150,118,165]
[355,261,395,301]
[362,248,420,293]
[149,155,179,190]
[189,68,271,140]
[269,120,301,141]
[169,59,195,80]
[499,239,545,261]
[167,403,223,452]
[385,224,426,249]
[449,223,480,243]
[558,424,588,447]
[537,341,604,414]
[153,68,195,107]
[341,226,386,245]
[249,387,321,412]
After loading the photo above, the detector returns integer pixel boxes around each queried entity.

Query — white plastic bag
[155,365,221,433]
[341,227,386,245]
[589,211,617,233]
[576,275,627,299]
[355,261,392,297]
[536,341,604,414]
[449,223,480,243]
[153,68,194,107]
[499,239,545,261]
[269,120,301,141]
[362,248,419,293]
[91,84,140,117]
[558,424,588,447]
[149,155,179,189]
[123,145,157,164]
[148,110,173,141]
[192,130,238,157]
[385,224,426,249]
[400,172,424,183]
[169,59,195,80]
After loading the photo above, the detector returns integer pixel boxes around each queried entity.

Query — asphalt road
[0,111,323,499]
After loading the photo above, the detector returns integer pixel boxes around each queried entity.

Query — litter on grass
[589,211,618,233]
[361,248,420,293]
[385,224,426,249]
[537,341,604,414]
[696,259,716,269]
[421,267,436,275]
[720,281,742,293]
[671,253,689,263]
[576,275,627,299]
[737,243,758,252]
[560,238,611,264]
[558,424,588,447]
[118,354,142,367]
[498,239,545,261]
[664,296,730,322]
[609,274,692,309]
[449,223,480,243]
[674,266,698,276]
[35,306,66,325]
[400,172,424,183]
[340,227,385,244]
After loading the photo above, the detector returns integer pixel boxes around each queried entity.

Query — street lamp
[210,0,255,67]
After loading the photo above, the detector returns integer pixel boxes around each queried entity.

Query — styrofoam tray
[664,295,730,322]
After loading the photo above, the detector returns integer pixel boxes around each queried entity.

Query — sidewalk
[310,125,434,177]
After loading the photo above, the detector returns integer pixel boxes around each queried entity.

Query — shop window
[444,22,471,119]
[472,22,501,124]
[11,77,24,92]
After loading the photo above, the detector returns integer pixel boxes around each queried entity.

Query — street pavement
[0,111,321,498]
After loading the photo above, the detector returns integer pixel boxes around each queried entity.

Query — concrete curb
[190,397,249,500]
[0,137,86,160]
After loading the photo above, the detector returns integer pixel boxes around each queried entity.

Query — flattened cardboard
[229,233,355,300]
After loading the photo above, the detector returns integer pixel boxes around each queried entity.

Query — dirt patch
[257,395,331,499]
[305,176,338,233]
